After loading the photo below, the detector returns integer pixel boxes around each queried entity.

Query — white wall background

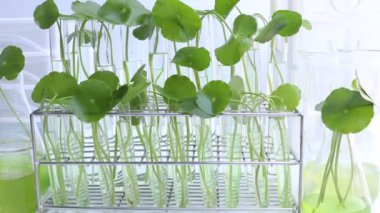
[1,0,380,211]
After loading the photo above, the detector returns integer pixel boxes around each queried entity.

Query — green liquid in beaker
[0,173,37,213]
[302,193,371,213]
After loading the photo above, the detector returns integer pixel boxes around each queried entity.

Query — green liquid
[0,173,37,213]
[39,166,50,196]
[302,193,371,213]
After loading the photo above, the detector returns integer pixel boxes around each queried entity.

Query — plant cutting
[302,80,374,213]
[0,45,40,213]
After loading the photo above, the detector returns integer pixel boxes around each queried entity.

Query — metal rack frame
[30,109,304,212]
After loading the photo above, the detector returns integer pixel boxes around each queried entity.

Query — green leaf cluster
[32,65,151,123]
[157,76,232,118]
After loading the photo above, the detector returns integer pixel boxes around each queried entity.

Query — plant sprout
[0,45,31,139]
[307,85,375,212]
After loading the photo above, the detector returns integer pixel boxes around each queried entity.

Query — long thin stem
[0,86,31,138]
[173,42,182,75]
[100,22,115,66]
[331,134,344,204]
[269,39,284,85]
[56,20,70,73]
[343,135,355,202]
[78,19,90,78]
[314,132,341,212]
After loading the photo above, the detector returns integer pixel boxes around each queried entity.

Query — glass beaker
[0,141,37,213]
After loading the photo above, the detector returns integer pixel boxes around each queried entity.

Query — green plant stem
[212,12,233,36]
[122,27,131,84]
[68,118,87,204]
[71,31,77,79]
[247,115,268,207]
[153,28,160,53]
[125,27,130,61]
[197,120,215,206]
[253,13,268,25]
[193,33,202,90]
[242,55,254,95]
[0,86,31,138]
[117,121,139,206]
[185,116,192,179]
[43,115,66,205]
[99,22,115,67]
[342,135,354,202]
[331,135,344,205]
[314,132,342,212]
[227,120,239,207]
[246,51,259,92]
[171,118,188,207]
[78,19,90,78]
[91,122,114,206]
[56,20,70,73]
[269,39,284,85]
[255,116,269,206]
[173,42,182,75]
[138,118,166,207]
[276,119,291,207]
[96,24,104,67]
[148,54,159,109]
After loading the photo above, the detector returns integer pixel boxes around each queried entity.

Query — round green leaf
[0,46,25,80]
[71,1,101,20]
[215,14,256,65]
[152,0,201,42]
[271,83,301,111]
[163,75,197,101]
[272,10,302,37]
[254,16,288,43]
[233,14,257,38]
[89,71,119,91]
[172,47,211,71]
[98,0,149,26]
[98,0,131,24]
[33,0,59,29]
[322,88,374,134]
[215,37,251,66]
[32,72,77,103]
[133,14,155,40]
[71,79,113,123]
[196,80,232,116]
[215,0,240,19]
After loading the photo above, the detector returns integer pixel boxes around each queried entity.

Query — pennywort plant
[31,0,308,209]
[304,80,374,213]
[0,46,29,139]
